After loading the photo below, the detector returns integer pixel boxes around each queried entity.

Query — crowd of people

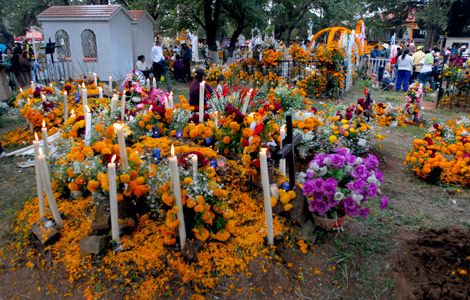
[134,36,193,92]
[0,42,35,88]
[370,41,468,92]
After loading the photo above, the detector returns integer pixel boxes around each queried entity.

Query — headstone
[182,239,203,261]
[31,217,60,246]
[91,203,110,235]
[289,186,309,226]
[79,235,109,256]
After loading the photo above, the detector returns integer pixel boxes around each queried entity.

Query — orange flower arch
[308,26,363,56]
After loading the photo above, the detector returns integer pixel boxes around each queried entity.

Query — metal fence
[35,57,73,84]
[244,60,330,83]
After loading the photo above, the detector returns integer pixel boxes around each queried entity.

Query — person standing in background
[182,42,192,83]
[395,48,413,92]
[411,45,425,81]
[151,36,164,88]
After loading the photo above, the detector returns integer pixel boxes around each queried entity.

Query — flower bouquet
[300,148,388,229]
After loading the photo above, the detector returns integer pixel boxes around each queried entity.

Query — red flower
[253,123,264,136]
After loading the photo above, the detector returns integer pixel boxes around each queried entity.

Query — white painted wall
[131,16,154,67]
[39,9,141,81]
[445,37,470,49]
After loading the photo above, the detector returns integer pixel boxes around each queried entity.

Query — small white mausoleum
[38,5,155,81]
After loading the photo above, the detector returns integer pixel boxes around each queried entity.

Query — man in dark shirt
[182,43,192,82]
[189,69,213,110]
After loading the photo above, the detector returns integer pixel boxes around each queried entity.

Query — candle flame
[38,147,43,155]
[260,148,267,154]
[171,144,175,156]
[113,123,122,131]
[149,105,153,111]
[249,88,253,93]
[85,105,91,113]
[170,91,173,96]
[42,120,46,128]
[82,83,85,88]
[111,154,116,163]
[93,72,96,76]
[64,91,67,95]
[71,109,75,115]
[19,88,23,93]
[34,132,39,141]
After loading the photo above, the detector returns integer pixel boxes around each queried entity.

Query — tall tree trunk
[203,0,221,63]
[228,20,245,58]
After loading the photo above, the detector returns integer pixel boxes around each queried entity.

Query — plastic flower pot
[311,213,346,231]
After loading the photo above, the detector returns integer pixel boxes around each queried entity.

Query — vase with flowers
[300,148,388,230]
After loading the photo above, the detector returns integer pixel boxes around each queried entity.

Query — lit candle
[113,123,128,171]
[49,83,53,88]
[31,81,35,90]
[33,133,45,218]
[191,154,198,182]
[152,77,157,89]
[41,94,46,102]
[93,72,97,84]
[98,86,103,99]
[259,148,274,245]
[41,120,48,155]
[19,87,23,93]
[109,75,113,94]
[81,83,88,114]
[241,88,253,115]
[70,109,75,119]
[36,148,63,227]
[84,105,92,146]
[63,91,68,120]
[168,145,186,250]
[199,80,205,123]
[107,154,120,243]
[120,93,126,121]
[146,78,150,89]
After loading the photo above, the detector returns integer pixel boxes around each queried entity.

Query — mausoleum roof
[38,5,125,20]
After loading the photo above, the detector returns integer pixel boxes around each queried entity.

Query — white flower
[318,166,328,176]
[355,157,363,165]
[358,138,367,147]
[352,193,363,203]
[334,192,344,201]
[270,184,279,199]
[324,157,331,165]
[367,175,377,184]
[344,165,353,173]
[462,130,468,137]
[309,162,320,171]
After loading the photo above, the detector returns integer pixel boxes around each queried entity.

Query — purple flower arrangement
[301,148,388,219]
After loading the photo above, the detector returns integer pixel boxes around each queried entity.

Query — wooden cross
[274,115,303,189]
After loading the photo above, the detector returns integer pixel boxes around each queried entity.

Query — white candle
[120,93,126,121]
[164,96,169,109]
[41,94,46,102]
[109,75,113,94]
[98,86,103,99]
[81,83,88,114]
[259,148,274,245]
[41,120,48,155]
[70,109,75,119]
[33,133,45,218]
[279,125,286,176]
[19,87,23,93]
[169,145,186,250]
[49,83,53,88]
[84,105,92,146]
[191,154,198,182]
[152,77,157,89]
[110,94,118,114]
[31,81,35,90]
[93,72,97,84]
[113,123,128,171]
[241,88,253,115]
[146,78,150,90]
[107,154,120,243]
[63,91,68,120]
[214,112,218,128]
[169,91,174,108]
[37,148,63,227]
[199,81,205,123]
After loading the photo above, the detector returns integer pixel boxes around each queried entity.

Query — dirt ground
[0,84,469,299]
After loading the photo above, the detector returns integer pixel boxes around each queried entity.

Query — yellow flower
[329,135,338,143]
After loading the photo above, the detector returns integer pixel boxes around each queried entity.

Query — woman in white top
[135,55,150,78]
[395,48,413,92]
